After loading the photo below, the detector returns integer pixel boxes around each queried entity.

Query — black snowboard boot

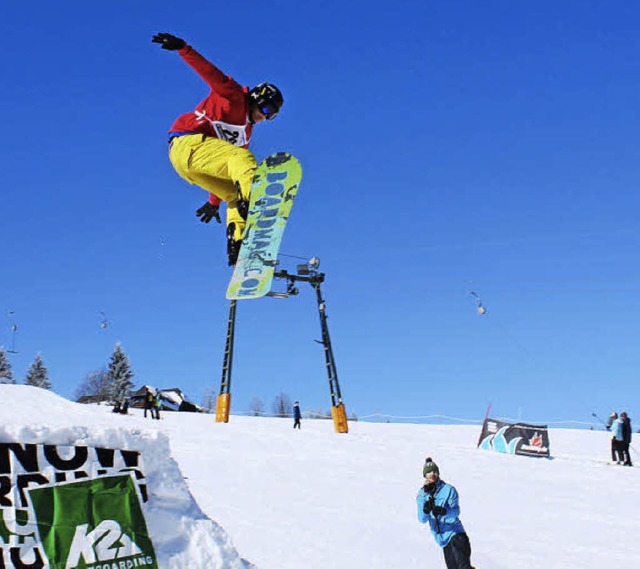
[235,181,249,220]
[226,223,242,266]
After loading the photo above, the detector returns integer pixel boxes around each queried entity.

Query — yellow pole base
[215,393,231,423]
[331,403,349,433]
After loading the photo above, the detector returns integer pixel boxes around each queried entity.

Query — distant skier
[611,414,625,464]
[144,387,155,419]
[152,32,284,265]
[293,401,301,429]
[153,393,162,420]
[417,458,475,569]
[620,412,633,466]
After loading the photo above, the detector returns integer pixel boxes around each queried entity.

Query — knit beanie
[423,457,440,477]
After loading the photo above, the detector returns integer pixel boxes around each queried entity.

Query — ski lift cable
[278,253,311,260]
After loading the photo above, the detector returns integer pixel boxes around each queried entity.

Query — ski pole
[591,412,609,430]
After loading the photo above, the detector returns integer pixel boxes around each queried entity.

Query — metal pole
[216,299,237,422]
[310,276,348,433]
[312,280,342,406]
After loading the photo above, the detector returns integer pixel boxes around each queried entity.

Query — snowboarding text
[236,170,289,297]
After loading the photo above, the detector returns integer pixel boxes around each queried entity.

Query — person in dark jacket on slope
[293,401,301,429]
[144,387,155,419]
[620,412,633,466]
[417,458,475,569]
[152,32,284,266]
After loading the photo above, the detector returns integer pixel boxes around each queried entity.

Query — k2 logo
[66,520,142,567]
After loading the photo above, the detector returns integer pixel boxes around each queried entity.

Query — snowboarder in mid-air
[152,32,284,265]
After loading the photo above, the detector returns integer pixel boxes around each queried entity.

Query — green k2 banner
[0,442,156,569]
[29,475,157,569]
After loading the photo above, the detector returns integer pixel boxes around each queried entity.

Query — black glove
[152,33,186,51]
[423,496,434,515]
[432,505,447,516]
[196,202,221,224]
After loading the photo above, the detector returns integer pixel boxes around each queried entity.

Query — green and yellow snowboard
[226,152,302,300]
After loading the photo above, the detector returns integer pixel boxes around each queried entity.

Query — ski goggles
[259,101,279,120]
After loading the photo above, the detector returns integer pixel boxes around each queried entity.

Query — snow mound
[0,385,254,569]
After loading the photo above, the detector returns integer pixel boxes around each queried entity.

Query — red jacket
[170,45,254,206]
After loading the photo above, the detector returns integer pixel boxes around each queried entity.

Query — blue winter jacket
[417,480,466,548]
[611,419,624,441]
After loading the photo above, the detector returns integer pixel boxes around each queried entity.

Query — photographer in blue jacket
[416,457,475,569]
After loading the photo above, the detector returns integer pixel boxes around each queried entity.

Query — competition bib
[211,120,249,146]
[193,110,249,146]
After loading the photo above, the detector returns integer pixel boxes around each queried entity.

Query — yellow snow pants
[168,134,258,241]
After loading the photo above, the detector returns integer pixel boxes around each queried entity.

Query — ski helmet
[248,83,284,120]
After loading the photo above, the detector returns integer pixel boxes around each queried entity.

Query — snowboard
[226,152,302,300]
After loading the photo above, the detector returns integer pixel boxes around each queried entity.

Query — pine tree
[24,354,52,390]
[105,343,134,403]
[0,348,15,384]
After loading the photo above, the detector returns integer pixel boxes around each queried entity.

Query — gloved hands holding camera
[423,496,446,516]
[423,497,434,515]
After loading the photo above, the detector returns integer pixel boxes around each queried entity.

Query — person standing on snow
[417,458,475,569]
[611,413,625,464]
[608,412,619,461]
[293,401,301,429]
[620,412,633,466]
[144,387,155,419]
[152,32,284,265]
[153,392,162,420]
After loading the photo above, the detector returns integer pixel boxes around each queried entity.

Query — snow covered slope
[1,385,638,568]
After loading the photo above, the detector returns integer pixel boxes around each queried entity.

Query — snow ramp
[0,385,254,569]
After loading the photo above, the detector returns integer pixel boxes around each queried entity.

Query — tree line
[0,348,52,389]
[0,343,134,403]
[241,392,356,420]
[2,344,355,420]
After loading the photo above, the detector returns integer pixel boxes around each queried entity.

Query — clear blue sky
[2,1,639,425]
